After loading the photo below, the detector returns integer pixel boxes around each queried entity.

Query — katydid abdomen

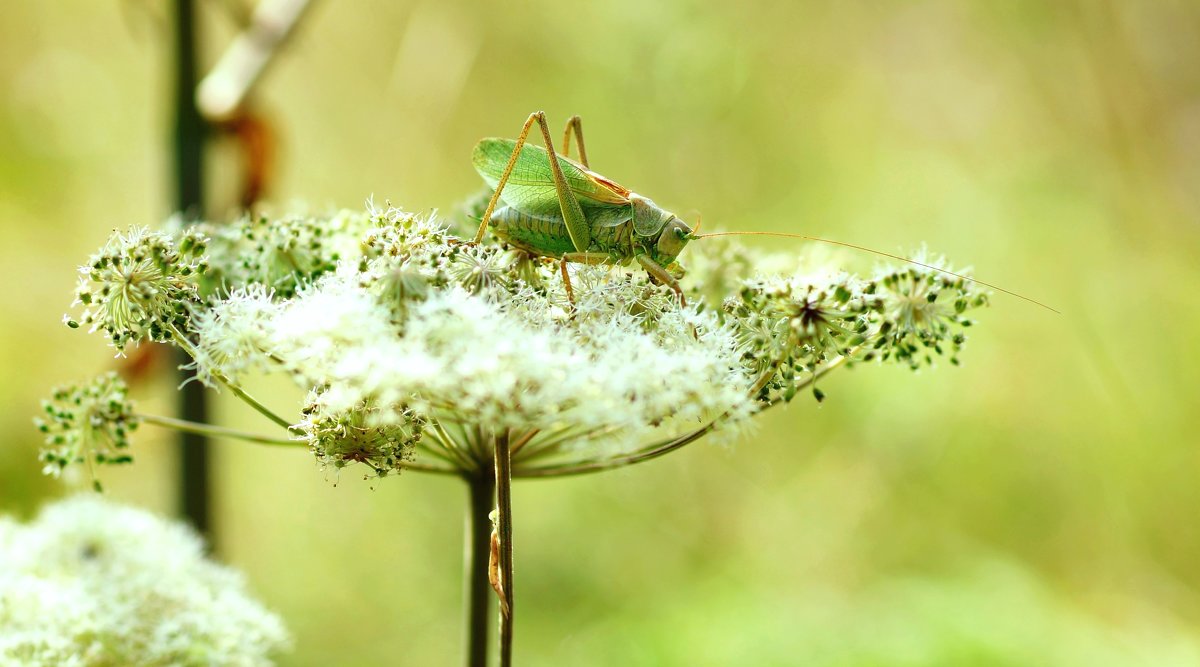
[489,206,632,261]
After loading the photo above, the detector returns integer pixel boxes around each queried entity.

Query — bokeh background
[3,0,1199,665]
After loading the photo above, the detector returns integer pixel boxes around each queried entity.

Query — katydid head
[655,216,694,264]
[630,194,693,265]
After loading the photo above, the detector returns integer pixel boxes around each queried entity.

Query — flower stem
[139,412,458,474]
[431,419,482,472]
[138,413,300,446]
[211,374,294,430]
[168,325,294,430]
[515,420,720,478]
[463,471,495,667]
[515,348,861,478]
[494,430,515,667]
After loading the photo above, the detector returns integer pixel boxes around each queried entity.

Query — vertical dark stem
[493,431,514,667]
[464,471,495,667]
[172,0,211,541]
[173,0,204,216]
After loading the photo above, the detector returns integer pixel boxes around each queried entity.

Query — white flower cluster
[52,201,988,479]
[193,210,368,298]
[0,495,289,666]
[194,206,755,474]
[35,372,138,490]
[71,226,208,353]
[291,272,749,430]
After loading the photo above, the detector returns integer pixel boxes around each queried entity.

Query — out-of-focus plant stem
[172,0,311,544]
[172,0,210,542]
[197,0,313,122]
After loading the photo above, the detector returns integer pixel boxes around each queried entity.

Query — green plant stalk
[168,326,294,431]
[138,413,299,446]
[140,413,459,474]
[463,470,495,667]
[204,371,293,431]
[494,431,515,667]
[449,353,856,664]
[430,419,482,472]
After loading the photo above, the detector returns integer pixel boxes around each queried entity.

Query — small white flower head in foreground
[0,495,289,666]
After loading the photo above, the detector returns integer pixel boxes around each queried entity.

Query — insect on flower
[472,111,1058,312]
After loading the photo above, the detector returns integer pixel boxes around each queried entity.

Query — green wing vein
[472,139,630,219]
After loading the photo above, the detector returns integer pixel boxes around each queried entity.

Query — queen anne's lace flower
[48,202,989,479]
[872,255,984,368]
[448,244,513,294]
[0,495,289,666]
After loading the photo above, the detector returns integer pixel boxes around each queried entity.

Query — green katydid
[471,111,1057,313]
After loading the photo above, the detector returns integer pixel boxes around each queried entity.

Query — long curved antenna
[694,230,1060,314]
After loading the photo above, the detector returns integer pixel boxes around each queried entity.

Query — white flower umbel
[0,495,289,666]
[48,202,989,479]
[70,226,208,354]
[271,271,752,461]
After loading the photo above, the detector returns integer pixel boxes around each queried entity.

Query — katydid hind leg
[475,112,592,255]
[533,114,592,254]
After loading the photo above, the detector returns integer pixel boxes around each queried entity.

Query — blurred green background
[3,0,1199,665]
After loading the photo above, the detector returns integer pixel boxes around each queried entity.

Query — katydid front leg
[558,258,574,305]
[636,254,687,307]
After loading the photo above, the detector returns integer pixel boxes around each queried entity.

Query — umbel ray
[472,111,1058,313]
